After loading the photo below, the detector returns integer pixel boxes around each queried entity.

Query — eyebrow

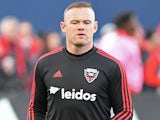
[70,20,92,23]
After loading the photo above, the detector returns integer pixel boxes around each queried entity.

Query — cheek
[66,27,74,32]
[88,28,96,34]
[66,29,73,36]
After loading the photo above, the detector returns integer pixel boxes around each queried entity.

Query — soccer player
[27,1,133,120]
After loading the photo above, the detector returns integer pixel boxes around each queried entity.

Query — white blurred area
[0,98,19,120]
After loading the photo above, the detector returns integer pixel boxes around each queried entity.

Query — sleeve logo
[84,68,99,83]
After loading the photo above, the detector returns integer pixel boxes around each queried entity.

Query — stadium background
[0,0,160,119]
[0,0,160,39]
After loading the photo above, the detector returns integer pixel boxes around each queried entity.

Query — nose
[78,23,85,31]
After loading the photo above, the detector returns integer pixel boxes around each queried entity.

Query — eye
[72,22,77,24]
[84,20,91,24]
[71,21,78,24]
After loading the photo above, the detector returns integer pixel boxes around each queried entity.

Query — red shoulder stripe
[38,46,64,61]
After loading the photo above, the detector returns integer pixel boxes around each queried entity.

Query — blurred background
[0,0,160,120]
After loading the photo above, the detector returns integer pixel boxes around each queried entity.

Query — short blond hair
[63,1,95,20]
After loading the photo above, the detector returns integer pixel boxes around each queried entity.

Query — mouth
[77,34,85,37]
[78,33,85,35]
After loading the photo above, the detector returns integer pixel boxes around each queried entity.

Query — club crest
[84,68,99,83]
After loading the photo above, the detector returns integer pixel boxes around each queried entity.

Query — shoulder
[96,48,125,79]
[37,46,64,64]
[96,48,123,68]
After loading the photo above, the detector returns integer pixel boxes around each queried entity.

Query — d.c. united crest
[84,68,99,83]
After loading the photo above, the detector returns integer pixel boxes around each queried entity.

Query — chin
[74,43,85,47]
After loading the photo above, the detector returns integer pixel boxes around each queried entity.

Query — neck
[66,43,94,55]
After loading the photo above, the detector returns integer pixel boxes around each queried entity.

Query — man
[27,2,133,120]
[97,11,144,94]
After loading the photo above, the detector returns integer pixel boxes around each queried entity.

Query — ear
[60,21,66,32]
[93,21,98,33]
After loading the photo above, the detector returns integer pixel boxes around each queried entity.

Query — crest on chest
[84,68,99,83]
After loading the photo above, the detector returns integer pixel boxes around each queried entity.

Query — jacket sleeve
[27,61,47,120]
[109,63,133,120]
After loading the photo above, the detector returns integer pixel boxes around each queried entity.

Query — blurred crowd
[96,11,160,96]
[0,11,160,96]
[0,16,63,92]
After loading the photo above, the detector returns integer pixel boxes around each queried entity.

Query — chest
[43,60,109,100]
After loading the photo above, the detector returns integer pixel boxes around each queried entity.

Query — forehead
[64,8,95,21]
